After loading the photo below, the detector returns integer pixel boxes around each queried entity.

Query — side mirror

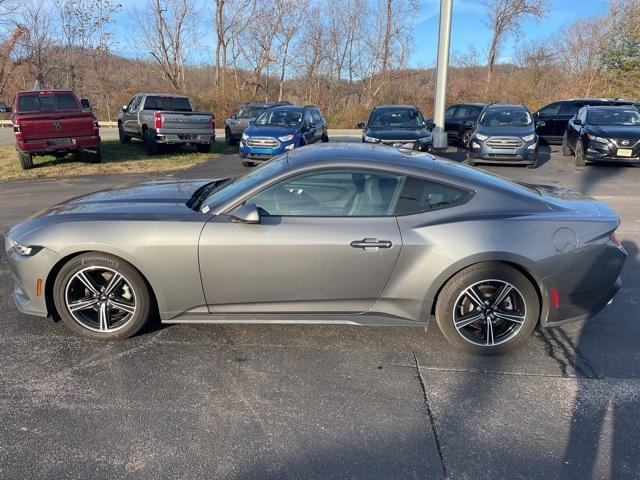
[122,105,128,112]
[80,98,90,109]
[248,119,255,126]
[427,121,437,130]
[536,120,546,128]
[357,122,366,129]
[573,118,582,126]
[230,203,260,224]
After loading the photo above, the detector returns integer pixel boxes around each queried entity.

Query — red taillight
[211,115,216,130]
[609,232,622,247]
[13,123,20,133]
[154,112,163,129]
[550,288,560,308]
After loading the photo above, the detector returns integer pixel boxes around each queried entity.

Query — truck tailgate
[17,112,96,141]
[158,111,212,133]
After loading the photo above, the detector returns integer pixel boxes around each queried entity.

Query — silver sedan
[5,143,627,354]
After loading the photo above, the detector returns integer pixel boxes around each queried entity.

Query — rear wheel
[118,123,131,144]
[575,140,586,166]
[143,128,158,156]
[53,253,152,340]
[225,128,237,146]
[17,150,34,170]
[321,133,329,142]
[561,133,572,156]
[435,262,539,355]
[84,145,102,163]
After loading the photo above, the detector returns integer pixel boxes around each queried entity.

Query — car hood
[244,125,299,137]
[33,179,216,217]
[365,128,431,140]
[475,125,534,137]
[586,125,640,142]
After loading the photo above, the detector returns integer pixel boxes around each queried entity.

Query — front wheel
[435,262,539,355]
[225,129,237,146]
[53,253,152,340]
[461,129,473,148]
[561,133,572,157]
[118,123,131,144]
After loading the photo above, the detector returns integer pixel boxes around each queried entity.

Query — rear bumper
[17,134,100,154]
[545,277,622,326]
[154,133,214,144]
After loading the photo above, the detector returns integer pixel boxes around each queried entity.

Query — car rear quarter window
[538,103,562,116]
[394,177,470,215]
[17,93,79,112]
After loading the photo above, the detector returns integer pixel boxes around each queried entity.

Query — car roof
[484,103,528,111]
[269,105,310,112]
[244,101,290,107]
[584,104,637,110]
[17,90,75,95]
[373,105,420,110]
[139,93,189,98]
[286,142,435,170]
[452,103,487,107]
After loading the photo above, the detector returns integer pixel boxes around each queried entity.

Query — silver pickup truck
[118,93,215,155]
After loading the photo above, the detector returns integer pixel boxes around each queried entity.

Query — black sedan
[359,105,433,151]
[562,105,640,165]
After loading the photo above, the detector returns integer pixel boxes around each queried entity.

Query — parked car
[443,103,487,145]
[534,98,639,145]
[6,143,626,355]
[118,93,215,155]
[239,104,328,167]
[10,90,101,170]
[359,105,433,151]
[225,101,290,145]
[562,105,640,166]
[0,100,9,112]
[467,104,540,168]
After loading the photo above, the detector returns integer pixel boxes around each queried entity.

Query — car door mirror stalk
[230,203,261,224]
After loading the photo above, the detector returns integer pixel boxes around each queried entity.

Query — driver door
[198,169,403,314]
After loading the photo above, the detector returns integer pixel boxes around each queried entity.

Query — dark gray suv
[225,101,290,145]
[467,104,539,168]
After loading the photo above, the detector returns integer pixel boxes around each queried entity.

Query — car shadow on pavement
[557,240,640,479]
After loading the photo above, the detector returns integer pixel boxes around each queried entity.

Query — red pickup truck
[11,90,101,170]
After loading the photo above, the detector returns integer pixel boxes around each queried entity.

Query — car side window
[445,107,456,119]
[560,102,582,115]
[246,170,403,217]
[126,97,138,112]
[538,103,561,116]
[311,109,323,124]
[304,109,313,125]
[394,177,470,215]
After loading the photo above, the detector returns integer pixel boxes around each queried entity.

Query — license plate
[48,138,75,146]
[617,148,633,157]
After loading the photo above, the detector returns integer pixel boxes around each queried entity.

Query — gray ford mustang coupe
[5,143,626,354]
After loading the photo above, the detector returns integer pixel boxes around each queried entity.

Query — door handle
[350,238,393,249]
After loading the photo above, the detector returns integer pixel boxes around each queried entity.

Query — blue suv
[239,105,328,166]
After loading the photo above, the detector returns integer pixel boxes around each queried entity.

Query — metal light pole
[432,0,453,150]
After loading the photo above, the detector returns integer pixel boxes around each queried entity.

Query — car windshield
[143,96,192,112]
[199,156,288,212]
[255,109,303,127]
[237,105,265,118]
[17,93,79,112]
[368,109,425,129]
[478,109,532,127]
[587,109,640,126]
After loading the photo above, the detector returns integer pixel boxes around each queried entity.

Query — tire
[143,128,158,156]
[321,133,329,143]
[242,161,255,167]
[575,140,586,166]
[527,157,538,169]
[561,133,572,157]
[53,253,152,340]
[435,262,540,355]
[17,150,34,170]
[118,123,131,144]
[461,129,473,148]
[84,145,102,164]
[225,128,237,146]
[196,143,212,153]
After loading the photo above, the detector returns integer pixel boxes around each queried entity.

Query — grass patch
[0,139,225,181]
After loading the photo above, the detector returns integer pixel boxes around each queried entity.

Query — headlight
[241,133,249,141]
[522,134,535,142]
[9,238,41,257]
[278,134,294,142]
[475,133,488,141]
[363,135,379,143]
[587,134,608,143]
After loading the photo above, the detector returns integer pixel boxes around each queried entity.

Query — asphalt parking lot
[1,138,639,479]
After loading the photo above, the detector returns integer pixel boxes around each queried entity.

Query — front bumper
[4,235,60,318]
[364,138,432,151]
[17,134,101,155]
[585,142,640,163]
[468,137,537,164]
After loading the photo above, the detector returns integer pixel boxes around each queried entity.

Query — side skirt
[162,313,424,327]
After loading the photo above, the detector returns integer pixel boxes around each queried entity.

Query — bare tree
[274,0,309,101]
[483,0,549,97]
[136,0,198,91]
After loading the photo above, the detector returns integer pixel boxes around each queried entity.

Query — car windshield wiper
[188,179,231,211]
